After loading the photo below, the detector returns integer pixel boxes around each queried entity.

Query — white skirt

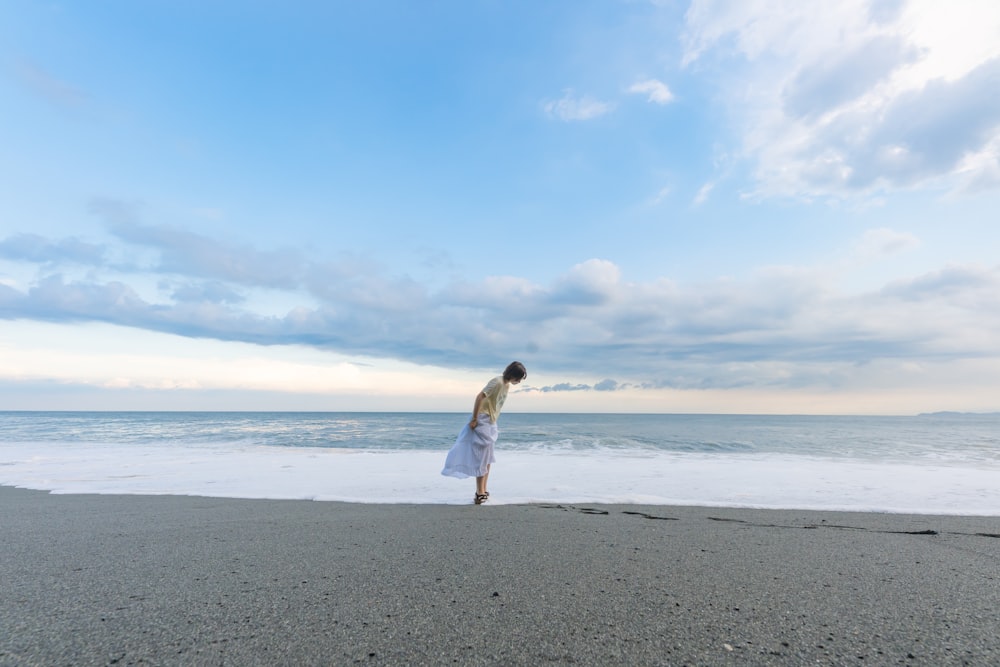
[441,413,497,479]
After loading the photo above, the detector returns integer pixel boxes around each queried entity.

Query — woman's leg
[475,464,491,496]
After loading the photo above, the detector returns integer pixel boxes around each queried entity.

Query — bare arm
[469,391,486,428]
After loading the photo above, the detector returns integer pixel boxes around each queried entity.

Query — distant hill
[917,411,1000,417]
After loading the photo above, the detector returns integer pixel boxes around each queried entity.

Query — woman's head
[503,361,527,383]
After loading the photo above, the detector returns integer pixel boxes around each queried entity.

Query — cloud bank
[543,90,616,121]
[2,201,998,393]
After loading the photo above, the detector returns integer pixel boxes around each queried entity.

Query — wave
[2,440,998,515]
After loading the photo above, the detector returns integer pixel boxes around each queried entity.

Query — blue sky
[2,0,999,414]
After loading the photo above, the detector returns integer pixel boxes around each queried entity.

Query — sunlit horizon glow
[2,1,999,414]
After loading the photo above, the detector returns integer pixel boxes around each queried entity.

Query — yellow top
[479,376,509,423]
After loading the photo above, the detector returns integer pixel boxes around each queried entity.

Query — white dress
[440,413,498,478]
[441,376,507,479]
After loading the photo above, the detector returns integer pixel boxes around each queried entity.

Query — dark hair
[503,361,527,382]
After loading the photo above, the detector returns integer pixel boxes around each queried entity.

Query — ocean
[1,411,998,515]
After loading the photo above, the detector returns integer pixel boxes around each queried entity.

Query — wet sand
[2,486,998,665]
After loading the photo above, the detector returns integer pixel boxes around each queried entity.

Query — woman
[441,361,527,504]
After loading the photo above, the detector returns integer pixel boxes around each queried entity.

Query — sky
[2,0,1000,414]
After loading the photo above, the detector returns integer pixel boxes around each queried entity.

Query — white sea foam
[2,441,998,515]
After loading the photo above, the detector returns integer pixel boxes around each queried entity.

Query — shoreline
[6,483,1000,517]
[3,486,999,665]
[12,480,998,522]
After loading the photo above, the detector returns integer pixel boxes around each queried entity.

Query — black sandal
[474,493,489,505]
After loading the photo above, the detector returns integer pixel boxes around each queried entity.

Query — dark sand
[2,486,998,666]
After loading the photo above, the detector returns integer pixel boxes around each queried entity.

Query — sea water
[1,411,998,514]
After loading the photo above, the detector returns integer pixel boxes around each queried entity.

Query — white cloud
[0,233,106,265]
[692,181,714,205]
[952,133,1000,193]
[854,228,921,258]
[550,259,622,307]
[543,89,615,121]
[627,78,674,104]
[85,198,306,289]
[650,183,672,205]
[682,0,1000,199]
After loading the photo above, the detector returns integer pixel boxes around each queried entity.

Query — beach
[2,486,998,665]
